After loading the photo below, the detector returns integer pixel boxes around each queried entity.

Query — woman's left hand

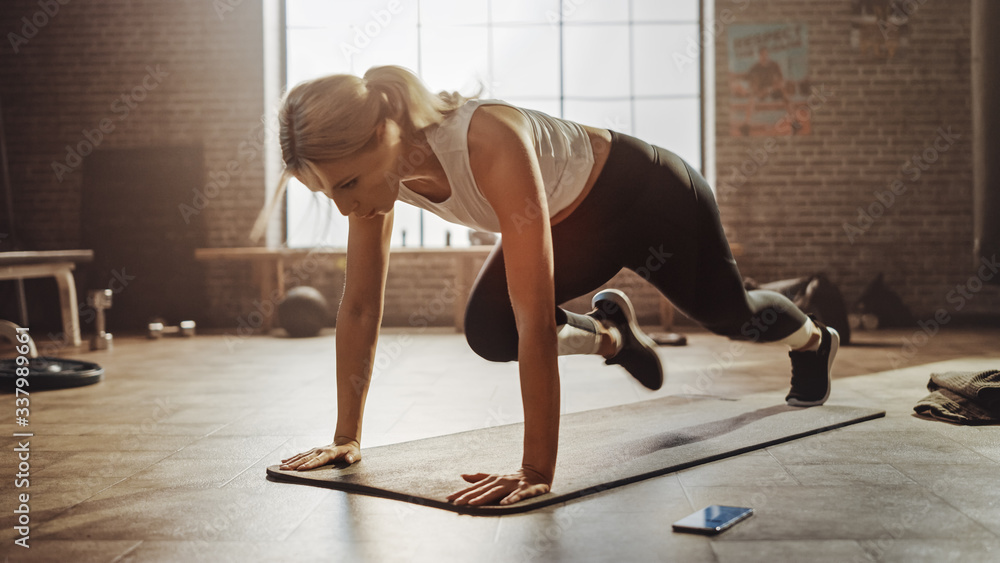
[446,467,552,507]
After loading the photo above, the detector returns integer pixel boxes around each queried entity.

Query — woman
[263,65,839,508]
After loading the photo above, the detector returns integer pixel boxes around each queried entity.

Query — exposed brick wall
[714,0,1000,320]
[5,1,994,338]
[0,0,267,331]
[0,0,668,335]
[254,251,666,334]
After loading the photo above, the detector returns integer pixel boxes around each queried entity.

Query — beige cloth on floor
[914,370,1000,425]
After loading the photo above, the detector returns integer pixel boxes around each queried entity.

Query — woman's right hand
[279,438,361,471]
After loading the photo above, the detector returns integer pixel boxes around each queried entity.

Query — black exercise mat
[267,392,884,515]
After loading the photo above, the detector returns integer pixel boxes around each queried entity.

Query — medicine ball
[278,286,328,338]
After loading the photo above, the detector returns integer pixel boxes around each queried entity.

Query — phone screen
[672,505,754,535]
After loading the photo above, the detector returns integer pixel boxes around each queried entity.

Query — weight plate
[1,356,104,391]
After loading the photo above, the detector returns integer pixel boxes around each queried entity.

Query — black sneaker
[589,289,664,391]
[786,319,839,407]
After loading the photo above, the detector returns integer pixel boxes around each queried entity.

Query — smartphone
[672,505,754,535]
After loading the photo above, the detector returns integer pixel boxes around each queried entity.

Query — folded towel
[914,370,1000,425]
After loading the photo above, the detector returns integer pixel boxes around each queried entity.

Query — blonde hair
[250,65,477,242]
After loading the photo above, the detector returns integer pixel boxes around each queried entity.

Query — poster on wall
[850,0,913,60]
[728,23,810,137]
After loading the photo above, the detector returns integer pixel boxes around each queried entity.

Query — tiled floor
[1,325,999,562]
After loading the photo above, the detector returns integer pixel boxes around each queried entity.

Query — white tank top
[396,99,595,233]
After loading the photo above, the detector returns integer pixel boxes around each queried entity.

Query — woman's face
[305,120,402,219]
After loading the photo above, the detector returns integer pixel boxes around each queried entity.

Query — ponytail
[249,65,478,242]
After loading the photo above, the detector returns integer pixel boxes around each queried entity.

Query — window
[283,0,703,248]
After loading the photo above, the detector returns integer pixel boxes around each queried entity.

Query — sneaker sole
[592,289,664,390]
[786,326,839,407]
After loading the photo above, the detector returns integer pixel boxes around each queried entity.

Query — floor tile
[712,540,867,563]
[682,485,995,541]
[1,328,997,562]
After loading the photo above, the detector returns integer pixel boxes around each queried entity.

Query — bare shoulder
[466,104,542,210]
[467,103,532,158]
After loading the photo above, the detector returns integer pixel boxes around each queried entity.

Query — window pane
[286,10,418,80]
[491,0,560,24]
[634,98,701,171]
[345,25,419,77]
[286,179,349,248]
[632,0,699,22]
[562,0,629,23]
[286,29,342,85]
[563,25,630,98]
[422,213,472,248]
[633,24,700,97]
[493,27,560,98]
[286,0,389,29]
[284,1,706,248]
[420,26,490,96]
[391,203,422,248]
[420,0,488,26]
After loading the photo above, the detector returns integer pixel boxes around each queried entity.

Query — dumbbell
[88,289,113,351]
[148,320,196,339]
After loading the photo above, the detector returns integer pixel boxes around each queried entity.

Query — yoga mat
[267,392,884,515]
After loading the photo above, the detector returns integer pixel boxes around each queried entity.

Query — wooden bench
[196,244,742,333]
[0,250,94,347]
[195,247,493,332]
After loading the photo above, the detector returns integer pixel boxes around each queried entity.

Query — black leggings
[464,131,807,362]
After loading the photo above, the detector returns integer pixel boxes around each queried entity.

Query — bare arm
[448,105,561,505]
[334,207,394,443]
[281,208,393,470]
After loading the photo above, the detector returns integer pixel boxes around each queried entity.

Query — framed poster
[728,24,810,137]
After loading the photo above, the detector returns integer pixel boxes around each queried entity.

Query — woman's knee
[699,297,801,342]
[463,303,518,362]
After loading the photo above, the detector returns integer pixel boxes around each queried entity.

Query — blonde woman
[266,65,839,507]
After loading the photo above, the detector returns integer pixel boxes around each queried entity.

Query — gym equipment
[277,286,328,338]
[0,325,103,391]
[2,356,104,391]
[88,289,113,351]
[650,332,688,346]
[853,273,913,330]
[267,390,884,516]
[1,94,28,327]
[147,320,196,339]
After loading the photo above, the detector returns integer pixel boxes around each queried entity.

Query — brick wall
[0,0,267,331]
[713,0,1000,320]
[4,1,994,338]
[264,249,666,335]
